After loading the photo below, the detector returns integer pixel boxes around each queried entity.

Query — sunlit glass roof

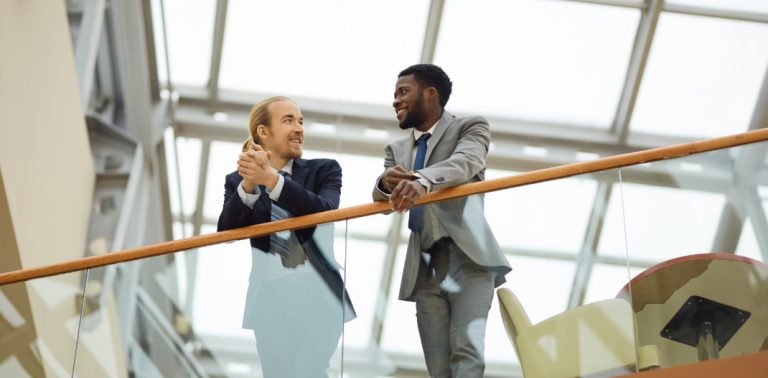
[152,0,768,374]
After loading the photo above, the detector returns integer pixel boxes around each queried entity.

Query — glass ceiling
[631,12,768,138]
[154,0,768,374]
[159,0,215,87]
[220,0,429,104]
[436,0,639,128]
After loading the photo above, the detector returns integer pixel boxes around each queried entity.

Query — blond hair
[242,96,294,152]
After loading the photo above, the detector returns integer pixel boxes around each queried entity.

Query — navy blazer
[217,157,342,248]
[217,158,355,319]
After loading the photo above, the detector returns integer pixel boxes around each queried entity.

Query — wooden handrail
[1,128,767,285]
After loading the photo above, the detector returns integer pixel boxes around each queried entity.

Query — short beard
[399,94,426,130]
[287,148,303,160]
[399,112,425,130]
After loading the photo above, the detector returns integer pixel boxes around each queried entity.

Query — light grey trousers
[414,240,497,378]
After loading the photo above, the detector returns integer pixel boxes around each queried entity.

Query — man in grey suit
[373,64,511,377]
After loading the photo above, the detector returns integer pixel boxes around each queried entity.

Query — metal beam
[614,0,663,144]
[75,0,106,110]
[711,195,746,252]
[420,0,444,64]
[180,140,210,320]
[370,214,404,347]
[207,0,228,103]
[171,101,750,193]
[568,0,646,8]
[156,139,174,247]
[111,0,161,150]
[95,29,117,121]
[747,189,768,261]
[141,0,161,103]
[747,65,768,131]
[663,3,768,23]
[193,141,210,237]
[177,85,727,158]
[712,64,768,252]
[568,182,613,308]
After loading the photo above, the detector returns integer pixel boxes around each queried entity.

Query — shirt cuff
[376,177,392,197]
[237,182,261,209]
[413,173,432,193]
[265,173,285,201]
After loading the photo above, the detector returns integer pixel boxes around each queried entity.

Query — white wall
[0,1,101,376]
[0,0,94,268]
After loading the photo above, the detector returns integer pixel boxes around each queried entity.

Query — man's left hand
[390,179,426,213]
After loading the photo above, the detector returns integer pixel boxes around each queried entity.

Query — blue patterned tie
[269,171,297,264]
[408,133,431,233]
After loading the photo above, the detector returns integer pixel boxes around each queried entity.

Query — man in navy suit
[218,96,354,378]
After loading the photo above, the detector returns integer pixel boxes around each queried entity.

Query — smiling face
[393,74,428,130]
[258,100,304,160]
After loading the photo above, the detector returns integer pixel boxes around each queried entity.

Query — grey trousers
[414,240,497,378]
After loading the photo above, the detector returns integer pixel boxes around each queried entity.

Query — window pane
[220,0,428,105]
[382,245,423,355]
[737,219,765,262]
[191,228,253,338]
[668,0,768,13]
[631,13,768,138]
[160,0,215,86]
[502,255,576,324]
[303,150,393,238]
[174,137,202,218]
[584,263,644,305]
[337,239,387,349]
[485,169,598,254]
[204,141,242,221]
[598,183,725,262]
[435,0,639,127]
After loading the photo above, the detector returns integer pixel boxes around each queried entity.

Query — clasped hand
[382,165,426,213]
[238,144,278,192]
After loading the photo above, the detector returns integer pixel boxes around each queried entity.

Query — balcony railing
[1,128,767,377]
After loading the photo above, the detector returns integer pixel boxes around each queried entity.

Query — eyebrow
[281,114,303,122]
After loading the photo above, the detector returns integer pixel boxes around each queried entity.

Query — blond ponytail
[242,136,254,152]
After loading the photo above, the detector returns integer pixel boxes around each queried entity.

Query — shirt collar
[278,159,294,175]
[413,120,438,142]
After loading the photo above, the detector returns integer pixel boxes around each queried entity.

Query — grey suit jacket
[373,111,512,301]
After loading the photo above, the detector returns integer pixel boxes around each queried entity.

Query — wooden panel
[616,350,768,378]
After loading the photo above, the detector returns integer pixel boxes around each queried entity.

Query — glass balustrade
[343,168,640,377]
[82,219,353,377]
[3,140,768,377]
[0,271,88,377]
[620,141,768,370]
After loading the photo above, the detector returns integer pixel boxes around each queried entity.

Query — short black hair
[398,64,453,108]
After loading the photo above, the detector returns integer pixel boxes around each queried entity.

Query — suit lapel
[291,158,308,187]
[424,111,454,166]
[394,138,415,171]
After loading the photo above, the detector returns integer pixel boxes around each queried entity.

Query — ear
[256,124,269,140]
[425,87,439,103]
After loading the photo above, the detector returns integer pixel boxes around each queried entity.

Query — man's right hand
[238,144,272,192]
[381,165,415,193]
